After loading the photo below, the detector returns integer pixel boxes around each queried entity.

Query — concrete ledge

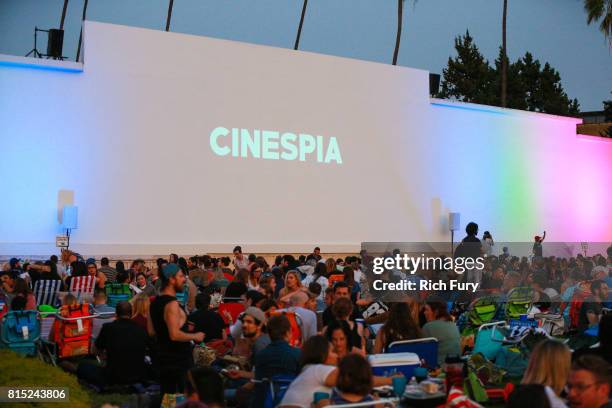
[0,53,83,73]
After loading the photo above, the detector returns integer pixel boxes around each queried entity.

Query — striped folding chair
[33,280,62,307]
[69,276,97,303]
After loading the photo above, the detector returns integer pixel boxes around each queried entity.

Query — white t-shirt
[280,364,336,408]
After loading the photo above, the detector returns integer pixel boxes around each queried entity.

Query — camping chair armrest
[477,321,506,332]
[54,314,97,322]
[387,337,438,348]
[326,397,398,408]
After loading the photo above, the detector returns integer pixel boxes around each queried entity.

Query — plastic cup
[313,391,330,404]
[392,376,407,397]
[414,367,428,382]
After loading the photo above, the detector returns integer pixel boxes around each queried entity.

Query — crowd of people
[0,232,611,408]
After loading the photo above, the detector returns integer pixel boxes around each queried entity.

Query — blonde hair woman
[130,293,150,331]
[278,270,304,306]
[522,339,571,396]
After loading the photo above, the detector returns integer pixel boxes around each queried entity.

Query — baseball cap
[243,306,266,325]
[162,263,181,279]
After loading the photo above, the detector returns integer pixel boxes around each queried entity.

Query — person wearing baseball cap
[149,263,205,397]
[224,306,270,384]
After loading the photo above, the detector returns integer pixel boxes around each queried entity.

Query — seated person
[373,302,421,354]
[252,315,302,408]
[573,314,612,365]
[131,272,157,297]
[326,354,376,406]
[177,367,225,408]
[422,297,461,365]
[321,282,361,327]
[93,290,115,314]
[188,293,226,342]
[10,278,36,311]
[77,301,150,387]
[280,335,394,408]
[566,355,611,408]
[522,339,571,399]
[578,280,609,332]
[227,306,270,373]
[507,384,553,408]
[325,320,363,359]
[276,291,318,343]
[10,295,27,311]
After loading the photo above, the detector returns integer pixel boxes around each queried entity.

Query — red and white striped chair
[69,276,96,303]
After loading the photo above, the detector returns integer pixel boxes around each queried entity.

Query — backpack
[271,310,303,347]
[568,281,592,329]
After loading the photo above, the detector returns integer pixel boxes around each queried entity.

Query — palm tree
[501,0,508,107]
[59,0,69,30]
[165,0,175,31]
[294,0,309,50]
[76,0,89,62]
[584,0,612,45]
[392,0,404,65]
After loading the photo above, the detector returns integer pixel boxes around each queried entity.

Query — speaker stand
[25,26,45,59]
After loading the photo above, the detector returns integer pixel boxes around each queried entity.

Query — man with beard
[227,307,270,380]
[148,263,205,397]
[224,307,270,407]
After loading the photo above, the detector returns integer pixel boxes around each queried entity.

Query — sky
[1,0,610,111]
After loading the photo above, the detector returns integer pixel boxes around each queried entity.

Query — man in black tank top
[148,263,205,396]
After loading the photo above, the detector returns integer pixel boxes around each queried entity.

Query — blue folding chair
[261,374,296,408]
[386,337,439,368]
[0,310,41,356]
[472,321,505,360]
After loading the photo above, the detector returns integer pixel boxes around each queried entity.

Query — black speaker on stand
[47,29,65,60]
[429,73,441,97]
[25,27,65,60]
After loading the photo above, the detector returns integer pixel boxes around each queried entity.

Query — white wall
[0,22,610,256]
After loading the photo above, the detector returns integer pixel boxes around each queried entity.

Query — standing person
[454,222,483,284]
[482,231,494,257]
[148,263,205,397]
[232,246,249,271]
[533,231,546,258]
[312,247,322,261]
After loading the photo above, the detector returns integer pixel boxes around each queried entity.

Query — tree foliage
[584,0,612,46]
[438,31,580,116]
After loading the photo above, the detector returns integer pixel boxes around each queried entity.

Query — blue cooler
[368,352,420,378]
